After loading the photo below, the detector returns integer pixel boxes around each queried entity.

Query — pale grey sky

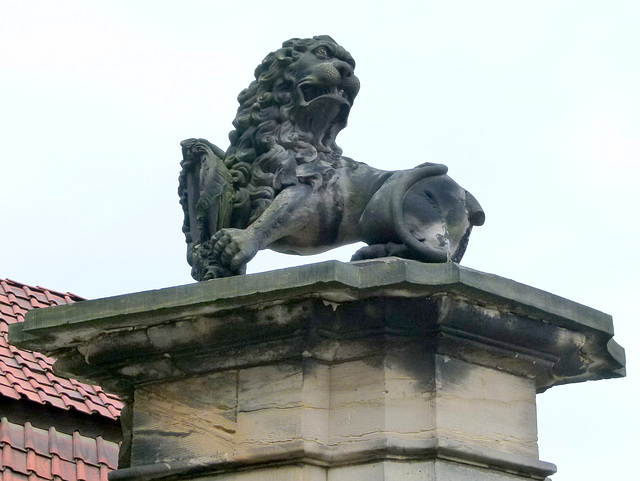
[1,1,638,479]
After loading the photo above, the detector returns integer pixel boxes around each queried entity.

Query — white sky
[1,1,638,479]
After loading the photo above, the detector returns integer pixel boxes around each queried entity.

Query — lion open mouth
[294,96,351,152]
[294,82,353,151]
[299,84,352,104]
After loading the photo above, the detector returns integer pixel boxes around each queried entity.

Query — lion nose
[314,63,343,87]
[332,59,354,78]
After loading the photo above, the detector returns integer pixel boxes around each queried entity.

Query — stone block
[132,370,238,464]
[433,356,538,457]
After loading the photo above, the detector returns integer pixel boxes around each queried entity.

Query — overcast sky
[1,1,638,479]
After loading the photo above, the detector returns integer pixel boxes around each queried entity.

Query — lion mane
[224,35,355,228]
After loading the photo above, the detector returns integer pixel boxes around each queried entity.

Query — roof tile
[49,455,62,478]
[75,460,86,481]
[47,429,59,456]
[1,280,122,481]
[98,465,108,481]
[33,392,68,411]
[59,395,92,416]
[1,356,21,368]
[31,453,52,479]
[0,419,117,481]
[0,384,20,401]
[12,385,44,405]
[0,279,122,420]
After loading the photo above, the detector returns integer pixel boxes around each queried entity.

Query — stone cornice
[9,259,625,394]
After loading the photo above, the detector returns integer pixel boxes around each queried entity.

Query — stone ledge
[12,258,617,341]
[109,438,557,481]
[9,258,625,394]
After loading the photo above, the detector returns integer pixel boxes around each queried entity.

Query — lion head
[224,36,360,227]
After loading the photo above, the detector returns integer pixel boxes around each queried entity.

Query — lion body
[179,36,484,280]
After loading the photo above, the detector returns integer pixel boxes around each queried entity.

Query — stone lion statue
[179,36,485,281]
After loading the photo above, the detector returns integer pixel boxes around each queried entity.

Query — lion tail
[390,164,451,263]
[358,163,451,263]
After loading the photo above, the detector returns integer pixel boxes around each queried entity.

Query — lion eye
[315,47,329,58]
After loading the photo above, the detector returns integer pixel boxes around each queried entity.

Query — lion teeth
[300,83,351,103]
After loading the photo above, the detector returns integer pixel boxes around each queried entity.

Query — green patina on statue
[179,36,485,281]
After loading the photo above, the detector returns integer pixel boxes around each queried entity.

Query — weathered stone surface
[123,353,546,473]
[133,371,238,463]
[9,258,625,480]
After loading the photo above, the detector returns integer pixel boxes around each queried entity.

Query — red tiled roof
[0,279,123,419]
[0,418,118,481]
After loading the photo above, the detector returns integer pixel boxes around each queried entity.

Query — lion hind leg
[351,243,414,262]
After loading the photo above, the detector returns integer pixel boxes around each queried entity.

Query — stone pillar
[10,259,625,481]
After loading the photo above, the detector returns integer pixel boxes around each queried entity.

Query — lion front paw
[211,228,260,274]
